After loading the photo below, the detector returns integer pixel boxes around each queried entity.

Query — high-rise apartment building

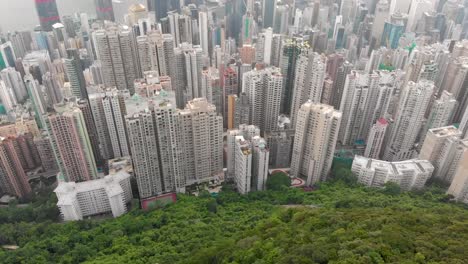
[290,102,342,185]
[94,27,138,94]
[45,102,98,182]
[89,88,130,160]
[125,92,182,198]
[421,90,457,141]
[234,136,252,194]
[227,125,260,181]
[178,98,224,185]
[0,68,28,104]
[243,67,283,132]
[419,126,463,183]
[223,66,239,123]
[447,139,468,204]
[364,118,388,159]
[279,38,305,114]
[234,93,250,128]
[384,80,434,161]
[351,156,434,191]
[0,137,32,198]
[34,133,59,173]
[290,51,327,127]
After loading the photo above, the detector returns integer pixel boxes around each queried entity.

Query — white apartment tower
[243,67,283,132]
[384,80,434,161]
[227,125,260,181]
[234,136,252,194]
[351,156,434,191]
[89,87,130,160]
[290,51,327,127]
[364,118,388,159]
[94,27,138,94]
[178,98,223,185]
[290,102,342,185]
[419,126,463,184]
[447,139,468,204]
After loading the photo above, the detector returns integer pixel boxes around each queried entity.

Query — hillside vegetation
[0,181,467,264]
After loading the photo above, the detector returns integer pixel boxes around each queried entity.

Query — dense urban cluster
[0,0,466,223]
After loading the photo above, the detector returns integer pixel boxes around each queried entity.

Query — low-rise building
[54,170,133,221]
[351,155,434,190]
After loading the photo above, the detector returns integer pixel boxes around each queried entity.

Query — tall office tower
[291,102,342,185]
[273,3,290,34]
[419,126,463,183]
[290,51,327,128]
[339,71,394,145]
[147,0,180,22]
[64,49,87,99]
[234,93,250,128]
[0,137,32,198]
[341,0,357,24]
[364,118,388,159]
[95,0,115,21]
[227,125,261,181]
[371,0,390,48]
[381,15,405,49]
[0,80,17,112]
[199,11,209,56]
[440,57,468,122]
[279,38,305,114]
[262,0,276,28]
[76,100,104,167]
[383,80,434,161]
[422,91,457,137]
[447,139,468,204]
[178,98,223,185]
[42,72,63,106]
[351,156,434,190]
[241,12,256,45]
[406,0,433,32]
[243,67,283,132]
[35,0,60,31]
[223,67,239,123]
[34,133,59,173]
[0,42,17,70]
[1,68,28,104]
[94,27,138,94]
[45,102,98,182]
[52,23,67,59]
[89,88,130,160]
[331,61,353,110]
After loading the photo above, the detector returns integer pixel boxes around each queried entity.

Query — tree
[266,172,291,190]
[383,182,401,196]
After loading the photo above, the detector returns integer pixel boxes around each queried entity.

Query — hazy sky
[0,0,96,32]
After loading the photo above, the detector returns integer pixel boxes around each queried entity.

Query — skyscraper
[290,102,342,185]
[223,66,239,123]
[279,38,305,114]
[35,0,60,31]
[227,124,260,181]
[64,49,87,99]
[45,102,98,182]
[1,68,28,104]
[95,0,115,22]
[421,90,457,140]
[383,80,434,161]
[447,139,468,204]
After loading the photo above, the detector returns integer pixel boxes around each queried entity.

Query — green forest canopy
[0,180,467,264]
